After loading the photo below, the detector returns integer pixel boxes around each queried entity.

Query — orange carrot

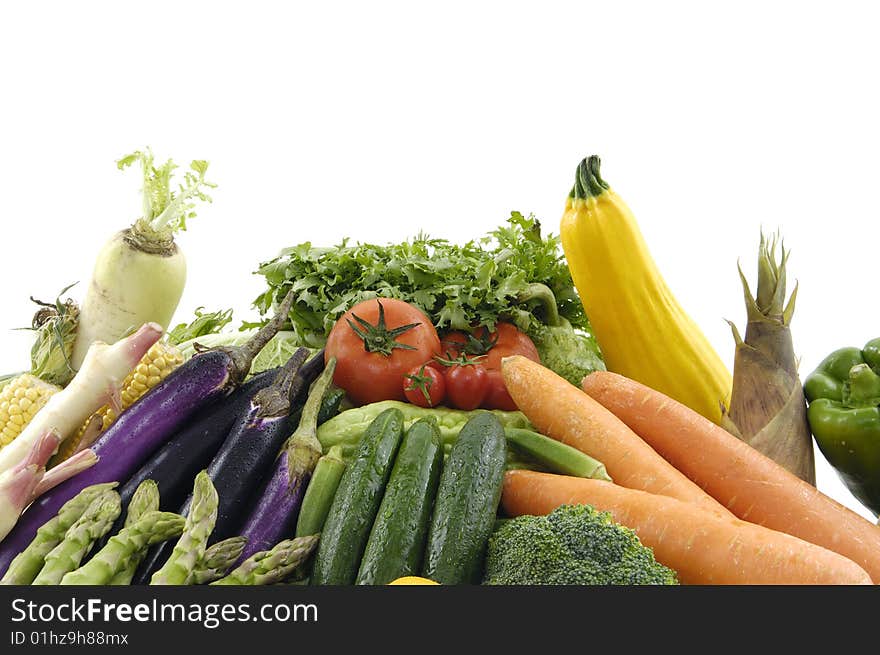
[503,470,872,585]
[501,355,733,518]
[582,370,880,583]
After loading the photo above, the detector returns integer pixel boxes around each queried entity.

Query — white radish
[0,323,162,477]
[71,230,187,369]
[69,149,215,370]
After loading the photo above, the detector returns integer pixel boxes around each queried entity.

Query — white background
[1,1,877,520]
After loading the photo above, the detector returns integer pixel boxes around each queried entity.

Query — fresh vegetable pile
[1,149,879,587]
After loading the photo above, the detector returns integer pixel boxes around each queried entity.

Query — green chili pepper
[804,338,880,516]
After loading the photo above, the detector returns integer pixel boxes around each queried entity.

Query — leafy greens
[253,212,591,346]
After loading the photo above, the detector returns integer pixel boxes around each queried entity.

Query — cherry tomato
[403,363,446,408]
[325,298,441,405]
[423,358,445,373]
[443,362,489,411]
[438,323,540,410]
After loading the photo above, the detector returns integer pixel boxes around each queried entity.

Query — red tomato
[443,362,489,411]
[423,358,445,373]
[472,323,540,369]
[403,363,446,408]
[482,369,518,410]
[439,331,469,358]
[473,323,538,409]
[438,323,540,410]
[325,298,441,405]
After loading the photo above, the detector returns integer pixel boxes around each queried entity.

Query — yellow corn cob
[54,341,184,463]
[0,374,61,448]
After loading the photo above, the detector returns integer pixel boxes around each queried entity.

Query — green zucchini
[295,445,346,538]
[311,408,404,585]
[422,412,506,584]
[356,418,443,585]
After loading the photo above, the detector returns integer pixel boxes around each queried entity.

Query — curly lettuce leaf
[252,212,591,347]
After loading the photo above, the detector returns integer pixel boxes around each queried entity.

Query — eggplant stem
[285,350,326,405]
[253,348,310,419]
[286,359,338,486]
[227,288,296,383]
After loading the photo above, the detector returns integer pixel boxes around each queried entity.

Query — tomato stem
[347,299,421,356]
[459,331,498,356]
[404,364,436,406]
[433,352,486,367]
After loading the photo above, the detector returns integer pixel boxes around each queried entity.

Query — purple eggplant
[133,348,325,583]
[100,366,281,549]
[0,291,296,577]
[236,357,338,561]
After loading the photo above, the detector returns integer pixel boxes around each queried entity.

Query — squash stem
[570,155,610,200]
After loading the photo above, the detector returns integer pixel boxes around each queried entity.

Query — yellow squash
[387,576,439,585]
[560,155,731,424]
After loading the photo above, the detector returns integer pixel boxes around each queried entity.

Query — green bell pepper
[804,338,880,516]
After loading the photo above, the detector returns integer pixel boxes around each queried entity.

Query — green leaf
[120,147,216,239]
[167,307,234,345]
[250,212,591,346]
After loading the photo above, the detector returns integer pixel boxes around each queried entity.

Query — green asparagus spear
[32,490,121,585]
[190,537,248,585]
[1,483,118,585]
[123,480,160,528]
[150,471,218,585]
[60,511,184,585]
[107,480,161,585]
[211,535,319,586]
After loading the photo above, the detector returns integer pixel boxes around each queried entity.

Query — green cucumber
[295,445,346,538]
[422,412,506,584]
[311,408,404,585]
[355,418,443,585]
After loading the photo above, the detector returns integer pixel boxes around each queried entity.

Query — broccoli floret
[482,504,678,585]
[527,324,605,387]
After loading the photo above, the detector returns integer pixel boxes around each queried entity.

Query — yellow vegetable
[0,374,61,448]
[559,156,731,424]
[387,576,439,585]
[53,341,184,463]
